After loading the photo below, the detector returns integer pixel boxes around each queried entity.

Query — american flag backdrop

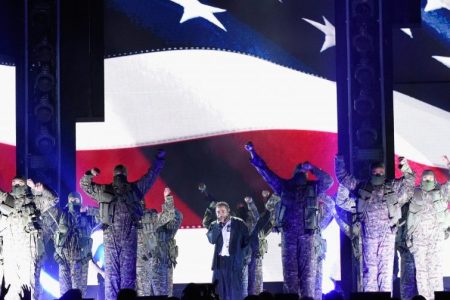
[0,0,449,290]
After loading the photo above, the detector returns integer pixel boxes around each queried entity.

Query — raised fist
[244,142,254,152]
[156,149,166,159]
[34,182,44,193]
[398,156,407,166]
[164,187,171,197]
[301,161,313,171]
[26,179,35,189]
[244,196,253,204]
[91,168,100,176]
[261,190,270,199]
[198,183,207,192]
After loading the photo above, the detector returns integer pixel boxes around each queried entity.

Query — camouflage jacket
[53,207,99,263]
[79,159,164,226]
[335,157,415,235]
[250,152,333,234]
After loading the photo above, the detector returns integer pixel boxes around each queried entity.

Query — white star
[400,28,413,38]
[170,0,227,31]
[302,16,335,52]
[432,56,450,69]
[424,0,450,12]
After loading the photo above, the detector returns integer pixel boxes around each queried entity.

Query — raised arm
[165,209,183,234]
[202,199,216,229]
[441,155,450,200]
[329,202,352,238]
[156,188,179,230]
[135,150,166,196]
[79,168,105,202]
[0,187,7,203]
[245,142,284,195]
[28,180,59,213]
[392,157,416,205]
[199,183,218,229]
[240,219,251,249]
[335,183,356,213]
[335,155,359,192]
[309,163,334,193]
[249,207,271,242]
[245,197,259,231]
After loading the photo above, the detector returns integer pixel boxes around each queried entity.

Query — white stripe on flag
[0,65,16,146]
[76,50,338,150]
[394,90,450,168]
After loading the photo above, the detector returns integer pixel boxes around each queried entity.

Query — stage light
[40,269,60,299]
[91,227,105,269]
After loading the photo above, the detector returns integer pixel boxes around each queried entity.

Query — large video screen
[77,0,341,289]
[75,0,450,290]
[0,64,16,190]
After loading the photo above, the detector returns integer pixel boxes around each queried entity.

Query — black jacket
[207,217,249,271]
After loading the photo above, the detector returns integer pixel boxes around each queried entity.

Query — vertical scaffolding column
[335,0,394,295]
[16,0,61,194]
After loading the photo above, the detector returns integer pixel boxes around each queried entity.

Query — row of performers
[0,144,448,300]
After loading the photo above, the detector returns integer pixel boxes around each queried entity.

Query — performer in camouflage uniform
[136,207,157,296]
[53,192,99,296]
[244,191,277,296]
[245,142,333,298]
[334,155,415,292]
[148,187,182,296]
[315,193,335,300]
[333,185,363,292]
[0,176,58,300]
[80,150,165,300]
[396,203,417,300]
[405,155,450,300]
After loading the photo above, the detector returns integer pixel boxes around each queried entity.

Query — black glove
[156,149,166,159]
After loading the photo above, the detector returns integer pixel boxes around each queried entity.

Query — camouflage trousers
[281,231,317,298]
[248,256,263,295]
[150,260,174,296]
[399,249,417,300]
[58,259,89,296]
[136,229,151,296]
[242,263,248,298]
[315,259,323,300]
[104,224,137,300]
[136,256,151,296]
[362,232,396,292]
[410,221,444,300]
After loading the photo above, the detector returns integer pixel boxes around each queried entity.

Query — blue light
[39,270,60,299]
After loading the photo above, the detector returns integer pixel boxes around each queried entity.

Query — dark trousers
[213,256,244,300]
